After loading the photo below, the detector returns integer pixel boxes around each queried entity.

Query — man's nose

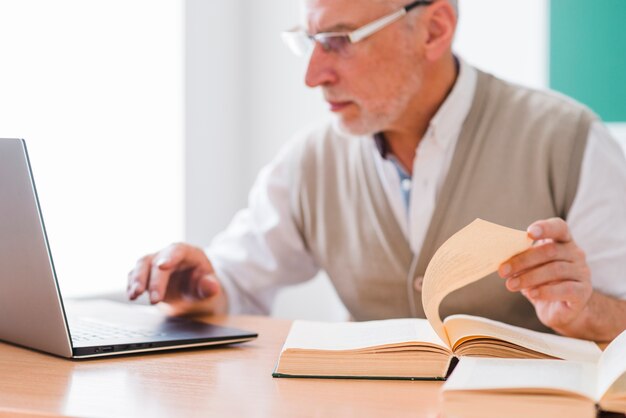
[304,43,338,88]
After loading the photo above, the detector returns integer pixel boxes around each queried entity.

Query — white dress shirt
[208,60,626,315]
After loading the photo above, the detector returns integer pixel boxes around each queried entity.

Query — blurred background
[0,0,624,320]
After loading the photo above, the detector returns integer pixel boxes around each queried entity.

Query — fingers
[127,243,214,304]
[520,280,589,305]
[166,270,219,302]
[498,218,593,315]
[500,218,585,283]
[127,255,154,300]
[148,243,195,304]
[499,239,589,290]
[503,258,583,293]
[505,263,584,304]
[197,275,221,299]
[148,256,175,304]
[499,240,578,279]
[160,274,224,317]
[527,217,572,243]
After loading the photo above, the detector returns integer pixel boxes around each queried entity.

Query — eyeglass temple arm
[404,0,434,13]
[349,0,433,43]
[349,9,406,43]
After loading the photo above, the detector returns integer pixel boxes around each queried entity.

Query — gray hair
[378,0,458,15]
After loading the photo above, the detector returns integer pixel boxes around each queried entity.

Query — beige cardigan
[289,70,595,331]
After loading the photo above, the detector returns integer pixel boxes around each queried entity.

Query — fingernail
[156,258,168,268]
[500,264,512,277]
[508,277,519,290]
[150,290,160,303]
[528,225,543,239]
[129,282,138,297]
[529,288,538,298]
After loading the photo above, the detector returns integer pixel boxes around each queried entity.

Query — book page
[444,314,601,362]
[443,357,597,400]
[600,377,626,414]
[281,318,448,352]
[422,219,532,346]
[597,329,626,400]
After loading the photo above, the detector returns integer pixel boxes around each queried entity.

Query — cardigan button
[413,276,424,292]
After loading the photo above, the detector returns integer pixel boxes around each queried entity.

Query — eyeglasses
[281,0,433,58]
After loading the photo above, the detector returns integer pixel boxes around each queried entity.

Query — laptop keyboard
[70,318,166,343]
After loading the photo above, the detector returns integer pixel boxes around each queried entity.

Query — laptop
[0,138,257,358]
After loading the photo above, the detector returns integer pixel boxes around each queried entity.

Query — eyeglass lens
[316,35,352,56]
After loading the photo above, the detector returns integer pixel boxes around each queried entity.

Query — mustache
[321,88,351,103]
[323,96,352,103]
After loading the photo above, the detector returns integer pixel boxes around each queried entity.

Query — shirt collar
[374,57,477,158]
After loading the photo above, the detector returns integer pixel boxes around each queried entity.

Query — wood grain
[0,315,443,418]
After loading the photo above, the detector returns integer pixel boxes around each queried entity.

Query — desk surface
[0,315,442,418]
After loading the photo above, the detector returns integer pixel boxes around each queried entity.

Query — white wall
[185,0,551,320]
[454,0,548,89]
[185,0,247,245]
[0,1,184,297]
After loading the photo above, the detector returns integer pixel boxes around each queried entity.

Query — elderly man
[127,0,626,341]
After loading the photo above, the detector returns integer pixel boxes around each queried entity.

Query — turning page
[421,219,532,345]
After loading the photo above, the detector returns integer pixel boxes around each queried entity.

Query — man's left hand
[498,217,593,334]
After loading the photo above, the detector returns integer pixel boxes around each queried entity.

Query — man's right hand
[127,243,227,316]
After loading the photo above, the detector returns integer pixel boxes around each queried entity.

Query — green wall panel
[550,0,626,122]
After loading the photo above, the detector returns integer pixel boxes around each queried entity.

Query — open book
[442,329,626,418]
[272,219,602,380]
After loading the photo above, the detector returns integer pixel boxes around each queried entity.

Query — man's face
[303,0,426,136]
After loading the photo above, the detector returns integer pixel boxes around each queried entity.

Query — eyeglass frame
[281,0,434,57]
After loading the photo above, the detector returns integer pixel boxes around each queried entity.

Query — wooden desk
[0,315,443,418]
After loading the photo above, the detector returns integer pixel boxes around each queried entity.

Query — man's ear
[423,2,456,62]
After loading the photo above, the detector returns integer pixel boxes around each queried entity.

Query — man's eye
[321,36,349,53]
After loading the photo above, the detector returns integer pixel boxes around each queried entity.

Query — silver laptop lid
[0,138,73,357]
